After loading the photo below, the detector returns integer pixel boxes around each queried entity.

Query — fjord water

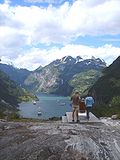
[19,93,71,119]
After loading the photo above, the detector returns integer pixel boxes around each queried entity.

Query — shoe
[72,119,74,122]
[76,120,79,123]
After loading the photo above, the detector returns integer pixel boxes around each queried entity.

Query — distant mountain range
[0,69,24,106]
[1,56,120,119]
[1,56,120,104]
[89,56,120,104]
[0,63,31,87]
[0,68,37,115]
[0,56,106,96]
[24,56,106,96]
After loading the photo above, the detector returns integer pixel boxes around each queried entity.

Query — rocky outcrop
[0,119,120,160]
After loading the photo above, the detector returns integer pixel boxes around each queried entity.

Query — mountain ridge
[24,56,106,96]
[0,56,106,96]
[89,56,120,104]
[0,69,23,106]
[0,63,31,87]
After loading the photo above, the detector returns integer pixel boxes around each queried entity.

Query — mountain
[69,69,102,96]
[0,69,24,106]
[89,56,120,104]
[24,56,106,96]
[0,69,38,118]
[0,63,31,87]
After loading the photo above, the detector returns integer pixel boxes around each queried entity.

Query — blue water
[19,93,72,119]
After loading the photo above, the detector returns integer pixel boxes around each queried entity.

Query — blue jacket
[85,96,94,107]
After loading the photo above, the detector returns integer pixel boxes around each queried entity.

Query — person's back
[85,96,94,107]
[71,92,80,122]
[71,94,80,105]
[85,95,94,120]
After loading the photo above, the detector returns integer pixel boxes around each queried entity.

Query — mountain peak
[76,56,83,62]
[60,56,76,65]
[52,55,106,68]
[35,65,43,72]
[91,56,96,60]
[61,56,75,62]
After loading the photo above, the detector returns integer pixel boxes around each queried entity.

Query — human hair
[75,91,79,94]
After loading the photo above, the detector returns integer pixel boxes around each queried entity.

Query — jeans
[86,107,92,120]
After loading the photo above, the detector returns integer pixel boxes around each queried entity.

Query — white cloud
[0,0,120,70]
[62,0,120,35]
[1,0,120,45]
[12,48,48,70]
[2,44,119,71]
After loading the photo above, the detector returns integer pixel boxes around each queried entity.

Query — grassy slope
[69,69,102,96]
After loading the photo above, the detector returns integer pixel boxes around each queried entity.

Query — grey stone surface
[66,112,100,123]
[0,119,120,160]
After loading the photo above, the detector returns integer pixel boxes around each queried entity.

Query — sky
[0,0,120,70]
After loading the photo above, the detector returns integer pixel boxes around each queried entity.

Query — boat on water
[38,107,42,115]
[38,111,42,115]
[59,102,66,106]
[33,101,36,105]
